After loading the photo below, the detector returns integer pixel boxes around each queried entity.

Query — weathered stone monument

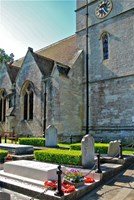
[45,125,58,147]
[107,140,120,157]
[81,135,95,168]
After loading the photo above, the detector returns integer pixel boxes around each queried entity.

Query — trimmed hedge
[34,149,82,166]
[0,150,8,160]
[19,138,45,147]
[122,149,134,155]
[70,143,81,150]
[95,143,108,154]
[70,143,108,154]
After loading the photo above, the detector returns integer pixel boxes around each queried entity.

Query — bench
[0,132,18,144]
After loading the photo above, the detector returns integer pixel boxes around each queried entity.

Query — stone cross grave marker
[107,140,120,157]
[45,125,58,147]
[81,134,95,168]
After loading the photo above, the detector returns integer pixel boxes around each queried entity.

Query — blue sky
[0,0,76,60]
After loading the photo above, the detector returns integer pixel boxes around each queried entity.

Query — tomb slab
[4,160,66,181]
[0,144,33,155]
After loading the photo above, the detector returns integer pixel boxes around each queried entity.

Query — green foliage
[0,48,14,64]
[95,143,109,154]
[58,143,70,149]
[34,149,82,166]
[64,169,84,183]
[0,150,8,160]
[70,143,108,154]
[70,143,81,150]
[122,149,134,155]
[19,138,45,147]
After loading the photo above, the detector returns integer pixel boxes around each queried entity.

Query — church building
[0,0,134,142]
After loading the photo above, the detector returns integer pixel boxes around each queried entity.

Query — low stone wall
[58,134,83,143]
[94,130,134,143]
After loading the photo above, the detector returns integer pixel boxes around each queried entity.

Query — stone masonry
[0,0,134,142]
[76,0,134,142]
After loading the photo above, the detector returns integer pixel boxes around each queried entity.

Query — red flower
[84,176,95,183]
[44,180,76,193]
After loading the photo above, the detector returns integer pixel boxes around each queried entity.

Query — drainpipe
[86,0,89,135]
[43,82,47,137]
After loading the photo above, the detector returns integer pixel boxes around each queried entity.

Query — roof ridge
[14,34,76,64]
[36,34,76,54]
[32,51,54,63]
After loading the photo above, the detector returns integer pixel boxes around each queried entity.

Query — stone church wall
[91,76,134,142]
[15,51,43,137]
[76,0,134,141]
[0,63,13,133]
[46,53,84,143]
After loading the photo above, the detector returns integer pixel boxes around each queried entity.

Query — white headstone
[45,125,58,147]
[108,140,120,157]
[81,135,95,168]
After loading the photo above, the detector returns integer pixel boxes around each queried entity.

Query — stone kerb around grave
[45,125,58,147]
[81,134,95,169]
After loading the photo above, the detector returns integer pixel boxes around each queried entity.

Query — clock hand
[102,7,107,14]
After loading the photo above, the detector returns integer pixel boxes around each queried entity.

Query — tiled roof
[36,35,77,67]
[7,64,20,83]
[32,52,54,77]
[13,35,77,68]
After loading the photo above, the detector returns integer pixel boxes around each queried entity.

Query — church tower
[76,0,134,141]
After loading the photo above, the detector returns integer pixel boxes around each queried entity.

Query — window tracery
[0,89,6,122]
[21,82,34,120]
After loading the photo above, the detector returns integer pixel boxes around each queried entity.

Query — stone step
[0,172,100,200]
[0,171,44,187]
[0,174,47,199]
[0,161,124,200]
[0,156,133,200]
[12,154,34,160]
[100,155,134,166]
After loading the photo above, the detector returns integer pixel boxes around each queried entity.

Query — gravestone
[107,140,120,157]
[0,144,33,155]
[45,125,58,147]
[0,192,10,200]
[81,134,95,168]
[3,160,66,181]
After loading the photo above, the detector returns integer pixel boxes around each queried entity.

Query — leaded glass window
[22,82,34,120]
[102,33,109,60]
[0,90,6,122]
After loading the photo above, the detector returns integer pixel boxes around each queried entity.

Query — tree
[0,48,14,64]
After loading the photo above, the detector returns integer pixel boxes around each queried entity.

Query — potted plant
[64,169,85,188]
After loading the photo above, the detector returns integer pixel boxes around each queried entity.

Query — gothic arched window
[102,33,109,60]
[0,90,6,122]
[22,82,34,120]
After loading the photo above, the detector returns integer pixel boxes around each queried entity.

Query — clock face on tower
[95,0,113,19]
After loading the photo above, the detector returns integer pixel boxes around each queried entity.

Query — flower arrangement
[64,169,84,183]
[44,180,76,193]
[5,154,12,160]
[44,169,95,193]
